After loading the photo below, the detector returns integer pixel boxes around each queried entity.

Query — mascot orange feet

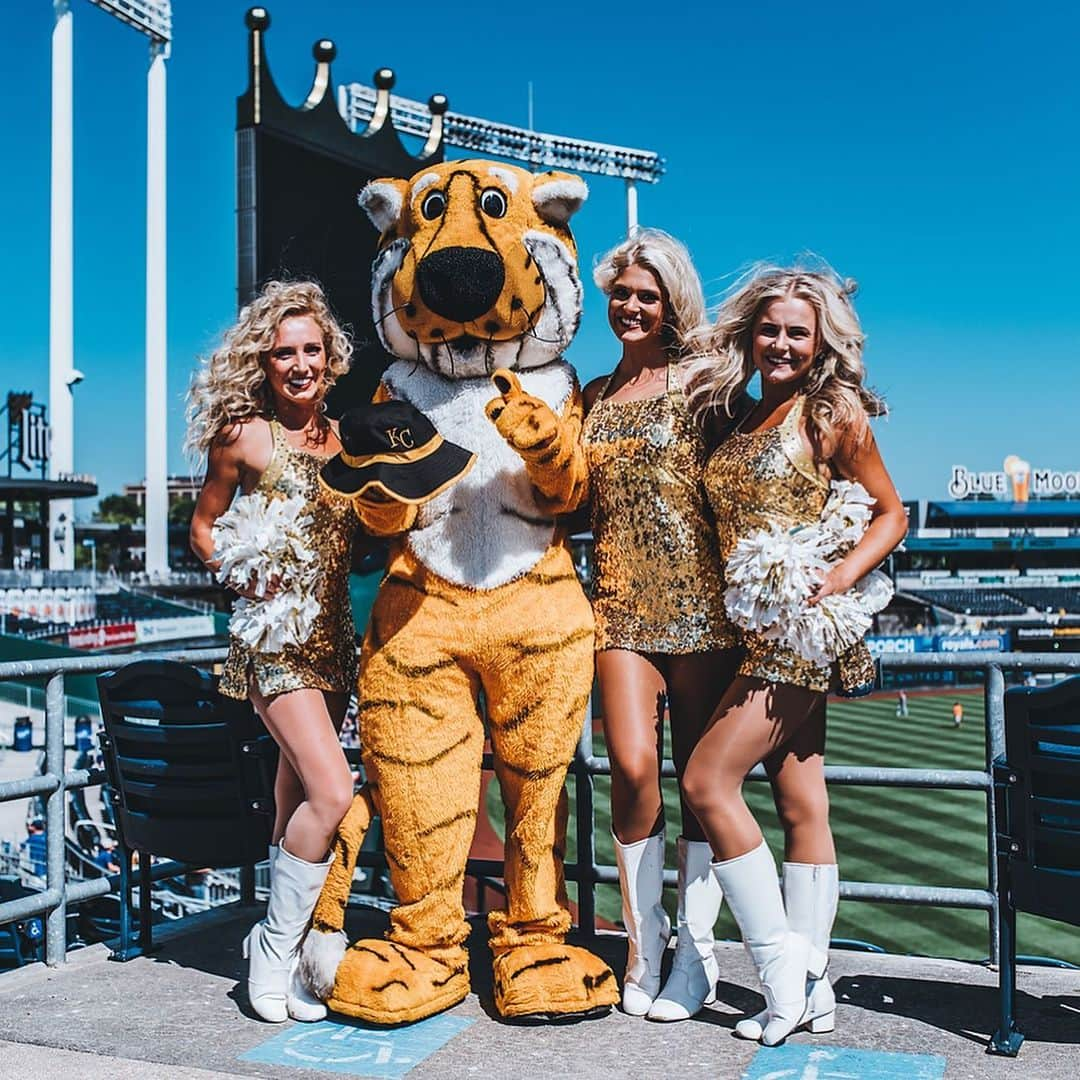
[493,943,618,1020]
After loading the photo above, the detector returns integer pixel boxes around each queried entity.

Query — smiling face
[751,294,819,390]
[263,314,327,410]
[607,263,667,349]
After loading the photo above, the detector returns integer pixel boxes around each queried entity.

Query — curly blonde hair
[683,262,885,460]
[593,228,706,357]
[185,281,352,461]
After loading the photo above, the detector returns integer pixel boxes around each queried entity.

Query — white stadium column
[144,38,169,575]
[49,0,75,570]
[625,179,638,238]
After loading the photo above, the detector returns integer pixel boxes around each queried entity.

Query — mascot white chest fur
[361,160,589,587]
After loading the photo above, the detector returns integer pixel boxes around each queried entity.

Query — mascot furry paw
[299,160,617,1024]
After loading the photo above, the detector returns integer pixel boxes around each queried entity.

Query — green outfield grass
[486,689,1080,965]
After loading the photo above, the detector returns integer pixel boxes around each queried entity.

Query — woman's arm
[809,427,907,605]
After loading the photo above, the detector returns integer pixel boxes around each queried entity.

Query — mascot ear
[358,178,409,233]
[531,172,589,226]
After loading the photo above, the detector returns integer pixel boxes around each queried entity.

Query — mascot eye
[480,188,508,219]
[421,190,446,220]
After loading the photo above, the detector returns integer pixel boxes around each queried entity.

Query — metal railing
[2,647,1078,967]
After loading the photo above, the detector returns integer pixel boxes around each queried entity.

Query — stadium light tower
[59,1,171,576]
[49,1,75,569]
[338,83,663,238]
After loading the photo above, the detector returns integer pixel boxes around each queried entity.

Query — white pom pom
[724,480,893,665]
[211,492,322,653]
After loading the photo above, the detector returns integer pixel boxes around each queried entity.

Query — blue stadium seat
[990,676,1080,1055]
[96,660,277,960]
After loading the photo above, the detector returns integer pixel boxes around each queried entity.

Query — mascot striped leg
[483,569,617,1017]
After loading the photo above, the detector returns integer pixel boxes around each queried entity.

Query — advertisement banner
[934,631,1011,653]
[68,622,137,650]
[866,635,935,657]
[134,615,215,644]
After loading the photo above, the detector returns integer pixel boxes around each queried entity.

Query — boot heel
[808,1011,835,1034]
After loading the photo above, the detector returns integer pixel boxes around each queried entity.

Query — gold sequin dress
[220,420,359,700]
[704,396,876,694]
[582,365,736,654]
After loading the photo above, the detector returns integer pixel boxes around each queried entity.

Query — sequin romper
[704,396,875,693]
[220,420,359,700]
[582,365,736,654]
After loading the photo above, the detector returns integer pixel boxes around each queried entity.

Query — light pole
[83,2,173,576]
[82,536,96,592]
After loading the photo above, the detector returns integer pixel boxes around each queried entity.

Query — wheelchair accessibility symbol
[242,1015,474,1077]
[742,1045,946,1080]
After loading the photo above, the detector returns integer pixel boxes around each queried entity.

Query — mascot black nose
[417,247,506,324]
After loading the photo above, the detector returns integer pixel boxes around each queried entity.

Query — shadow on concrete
[835,972,1080,1047]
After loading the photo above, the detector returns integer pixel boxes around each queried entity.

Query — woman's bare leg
[681,677,821,861]
[764,696,835,865]
[270,692,349,844]
[597,650,666,844]
[665,648,742,843]
[250,687,353,862]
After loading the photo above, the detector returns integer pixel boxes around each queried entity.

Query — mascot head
[359,160,588,378]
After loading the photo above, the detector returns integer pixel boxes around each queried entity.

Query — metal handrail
[2,647,1078,967]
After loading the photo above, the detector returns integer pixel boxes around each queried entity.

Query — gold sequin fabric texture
[704,397,875,693]
[220,421,358,700]
[582,370,736,654]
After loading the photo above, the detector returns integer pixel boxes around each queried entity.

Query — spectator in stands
[952,701,964,727]
[581,231,746,1021]
[680,264,907,1044]
[93,838,121,874]
[20,819,47,878]
[187,281,358,1025]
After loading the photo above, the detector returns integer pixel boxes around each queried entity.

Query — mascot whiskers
[300,159,618,1024]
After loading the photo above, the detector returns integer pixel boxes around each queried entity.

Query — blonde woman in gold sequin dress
[188,281,358,1024]
[679,266,907,1045]
[582,230,743,1022]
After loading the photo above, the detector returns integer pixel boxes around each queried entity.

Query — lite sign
[948,456,1080,501]
[5,392,51,478]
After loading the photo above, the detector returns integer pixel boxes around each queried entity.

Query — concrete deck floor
[0,904,1077,1080]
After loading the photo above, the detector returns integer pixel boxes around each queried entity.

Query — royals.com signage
[868,632,1010,656]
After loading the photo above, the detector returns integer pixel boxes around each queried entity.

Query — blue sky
[2,1,1077,512]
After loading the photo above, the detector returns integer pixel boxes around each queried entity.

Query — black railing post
[985,663,1006,966]
[988,850,1024,1055]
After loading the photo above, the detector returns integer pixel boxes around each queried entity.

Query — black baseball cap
[319,400,475,503]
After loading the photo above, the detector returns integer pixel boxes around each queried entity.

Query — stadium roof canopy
[0,477,97,499]
[926,500,1080,524]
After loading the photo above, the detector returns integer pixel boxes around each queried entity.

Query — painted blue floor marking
[240,1014,475,1077]
[742,1043,947,1080]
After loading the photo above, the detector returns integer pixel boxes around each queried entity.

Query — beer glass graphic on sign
[1003,455,1031,502]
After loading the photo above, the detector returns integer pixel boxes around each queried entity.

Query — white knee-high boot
[244,842,332,1022]
[647,838,723,1021]
[613,831,671,1016]
[735,861,839,1040]
[266,843,331,1022]
[712,840,825,1046]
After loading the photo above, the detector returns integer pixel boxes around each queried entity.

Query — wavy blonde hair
[185,280,352,462]
[593,228,706,357]
[684,263,885,459]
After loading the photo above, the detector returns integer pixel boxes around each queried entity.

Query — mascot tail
[298,786,375,1000]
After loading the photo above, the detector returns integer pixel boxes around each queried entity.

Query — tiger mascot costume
[300,159,618,1025]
